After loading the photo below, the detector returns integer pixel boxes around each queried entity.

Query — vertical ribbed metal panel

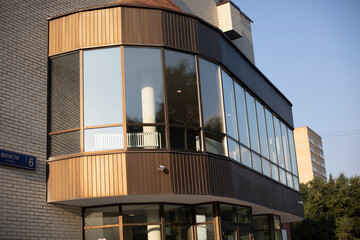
[207,156,233,197]
[162,11,198,53]
[47,153,127,202]
[121,7,163,45]
[198,22,221,62]
[170,153,209,195]
[126,152,172,195]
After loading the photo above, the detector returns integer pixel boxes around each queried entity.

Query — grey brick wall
[0,0,113,239]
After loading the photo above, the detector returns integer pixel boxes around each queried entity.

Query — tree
[291,174,360,240]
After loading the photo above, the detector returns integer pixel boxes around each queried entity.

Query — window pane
[85,227,120,240]
[50,52,80,132]
[286,172,293,188]
[228,138,240,162]
[293,176,300,191]
[124,47,164,124]
[170,127,201,151]
[222,70,238,139]
[166,225,193,240]
[280,122,291,171]
[49,131,80,157]
[253,216,269,230]
[124,225,161,240]
[271,164,279,181]
[256,101,269,158]
[222,229,237,240]
[279,168,287,185]
[237,206,251,224]
[245,92,260,153]
[165,50,200,127]
[84,126,123,152]
[241,146,252,168]
[205,131,226,156]
[273,216,281,230]
[265,109,277,163]
[84,206,119,227]
[195,204,213,223]
[253,231,270,240]
[84,47,122,127]
[127,125,166,149]
[262,158,271,177]
[164,205,191,224]
[199,58,225,133]
[220,204,236,222]
[196,224,214,240]
[288,128,298,175]
[273,116,285,168]
[235,83,250,147]
[122,204,160,224]
[252,152,262,173]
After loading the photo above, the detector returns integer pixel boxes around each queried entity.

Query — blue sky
[233,0,360,178]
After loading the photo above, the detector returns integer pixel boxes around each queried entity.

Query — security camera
[297,201,304,205]
[157,165,166,171]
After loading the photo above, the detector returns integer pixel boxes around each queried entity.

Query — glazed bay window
[83,47,123,152]
[199,58,226,156]
[273,116,285,168]
[165,50,201,151]
[195,204,214,240]
[124,47,165,149]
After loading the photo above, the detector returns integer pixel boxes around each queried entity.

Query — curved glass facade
[49,46,300,191]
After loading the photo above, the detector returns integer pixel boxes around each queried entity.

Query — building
[294,126,327,183]
[0,0,304,239]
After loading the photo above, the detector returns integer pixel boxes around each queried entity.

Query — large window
[199,58,226,156]
[124,47,165,149]
[235,83,250,148]
[165,50,201,151]
[245,92,260,154]
[83,47,123,152]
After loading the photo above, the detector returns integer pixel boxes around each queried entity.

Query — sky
[232,0,360,178]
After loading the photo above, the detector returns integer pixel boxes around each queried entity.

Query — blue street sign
[0,149,37,170]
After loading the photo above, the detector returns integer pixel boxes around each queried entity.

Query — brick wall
[0,0,113,239]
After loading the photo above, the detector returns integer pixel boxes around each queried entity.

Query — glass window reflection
[235,83,250,147]
[288,129,298,176]
[124,47,164,124]
[83,47,122,127]
[256,101,269,159]
[222,70,238,140]
[199,58,225,133]
[280,122,291,171]
[245,92,260,153]
[265,109,277,163]
[84,126,123,152]
[165,50,199,127]
[228,138,240,162]
[241,146,252,168]
[273,116,285,168]
[252,152,262,173]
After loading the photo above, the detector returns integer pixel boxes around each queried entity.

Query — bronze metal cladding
[47,153,127,202]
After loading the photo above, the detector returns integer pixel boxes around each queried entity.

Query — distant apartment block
[294,126,327,183]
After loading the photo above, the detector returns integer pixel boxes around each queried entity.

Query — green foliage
[291,174,360,240]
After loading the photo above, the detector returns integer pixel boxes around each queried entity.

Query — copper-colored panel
[170,153,209,195]
[198,22,221,62]
[47,153,127,202]
[162,11,198,53]
[126,152,172,195]
[121,7,163,45]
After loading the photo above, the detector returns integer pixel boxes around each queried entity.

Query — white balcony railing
[94,131,161,150]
